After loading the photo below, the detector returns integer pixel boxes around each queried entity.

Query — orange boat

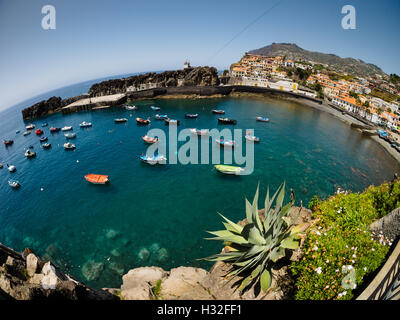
[84,174,109,184]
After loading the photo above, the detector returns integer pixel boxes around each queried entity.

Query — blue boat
[140,154,167,165]
[155,114,168,120]
[256,117,270,122]
[377,129,388,137]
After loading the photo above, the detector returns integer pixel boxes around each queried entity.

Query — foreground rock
[119,207,314,300]
[0,244,116,300]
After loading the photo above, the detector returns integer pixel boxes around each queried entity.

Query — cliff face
[88,66,220,97]
[21,95,87,120]
[0,244,116,300]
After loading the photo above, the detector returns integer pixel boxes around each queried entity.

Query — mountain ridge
[248,43,386,78]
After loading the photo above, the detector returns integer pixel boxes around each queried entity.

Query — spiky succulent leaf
[280,235,301,249]
[241,223,266,245]
[260,269,272,292]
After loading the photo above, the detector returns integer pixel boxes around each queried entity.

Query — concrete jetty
[61,93,126,114]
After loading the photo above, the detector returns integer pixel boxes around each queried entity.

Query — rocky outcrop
[21,95,87,120]
[369,207,400,242]
[88,67,220,97]
[0,244,116,300]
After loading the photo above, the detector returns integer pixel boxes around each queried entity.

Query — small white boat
[190,128,209,136]
[62,126,73,131]
[150,106,160,111]
[23,131,31,136]
[26,124,35,130]
[256,117,270,122]
[215,139,235,148]
[16,130,20,134]
[63,142,76,150]
[42,143,51,149]
[245,131,260,142]
[8,165,16,172]
[125,105,137,110]
[8,179,20,188]
[140,154,167,165]
[25,149,36,158]
[79,121,92,128]
[114,118,128,123]
[65,133,76,139]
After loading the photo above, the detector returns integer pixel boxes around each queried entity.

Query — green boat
[214,165,244,175]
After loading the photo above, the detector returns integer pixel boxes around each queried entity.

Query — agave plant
[204,182,304,292]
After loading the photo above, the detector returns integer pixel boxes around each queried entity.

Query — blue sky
[0,0,399,110]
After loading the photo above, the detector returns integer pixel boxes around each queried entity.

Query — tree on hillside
[377,107,383,115]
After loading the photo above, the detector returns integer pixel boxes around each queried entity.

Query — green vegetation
[389,73,400,84]
[370,88,397,103]
[23,268,30,280]
[292,180,399,300]
[204,183,303,293]
[152,279,162,300]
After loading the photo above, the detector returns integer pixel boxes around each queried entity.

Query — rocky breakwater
[0,244,116,300]
[88,66,220,97]
[22,95,87,120]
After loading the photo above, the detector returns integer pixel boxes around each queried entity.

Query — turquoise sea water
[1,85,399,289]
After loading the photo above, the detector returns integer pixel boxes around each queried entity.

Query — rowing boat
[256,117,270,122]
[142,135,158,144]
[215,165,244,175]
[136,117,151,125]
[140,154,167,165]
[212,110,225,114]
[215,139,235,147]
[85,174,109,184]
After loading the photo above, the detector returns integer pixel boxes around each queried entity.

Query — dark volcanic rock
[21,95,87,120]
[88,66,220,97]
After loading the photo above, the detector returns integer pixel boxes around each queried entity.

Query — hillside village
[230,53,400,131]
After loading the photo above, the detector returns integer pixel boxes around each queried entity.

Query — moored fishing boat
[42,143,51,149]
[84,174,109,184]
[218,118,237,125]
[50,127,61,133]
[39,136,48,142]
[245,135,260,142]
[8,179,20,188]
[185,113,199,118]
[212,109,225,114]
[215,139,235,147]
[136,117,151,125]
[190,128,209,136]
[165,118,180,125]
[16,130,20,134]
[142,135,158,144]
[150,106,160,111]
[26,124,35,130]
[23,131,31,136]
[125,105,137,110]
[25,149,36,158]
[245,131,260,142]
[35,129,43,135]
[7,164,16,172]
[256,117,270,122]
[214,165,244,175]
[114,118,128,123]
[3,140,13,146]
[65,133,76,139]
[41,122,48,127]
[155,114,168,120]
[80,121,92,128]
[63,142,76,150]
[61,126,73,131]
[140,154,167,165]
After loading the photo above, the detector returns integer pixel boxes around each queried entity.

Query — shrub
[292,181,398,300]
